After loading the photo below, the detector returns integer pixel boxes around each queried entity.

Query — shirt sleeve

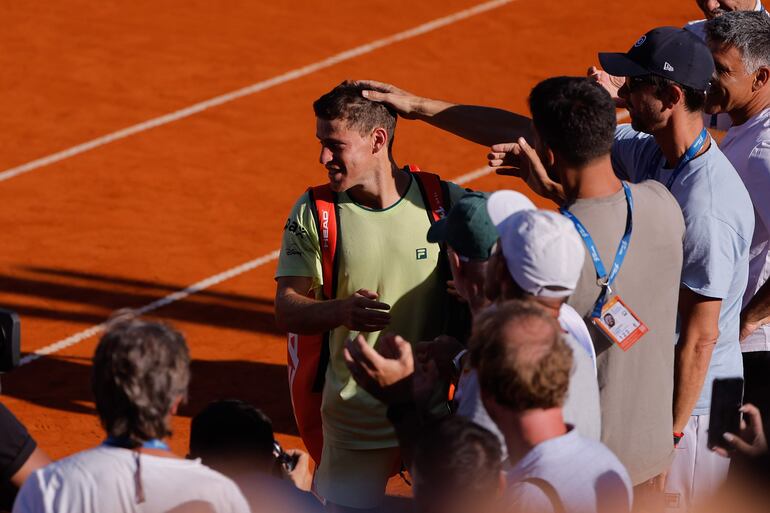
[274,192,323,290]
[0,403,36,482]
[745,145,770,238]
[10,470,38,513]
[611,124,658,183]
[681,214,746,299]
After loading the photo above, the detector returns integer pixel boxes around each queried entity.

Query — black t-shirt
[0,402,36,512]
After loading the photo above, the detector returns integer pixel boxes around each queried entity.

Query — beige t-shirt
[276,174,466,449]
[566,180,684,484]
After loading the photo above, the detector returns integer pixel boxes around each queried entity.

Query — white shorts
[664,414,730,511]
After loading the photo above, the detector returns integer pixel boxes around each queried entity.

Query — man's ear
[662,82,683,109]
[170,395,184,416]
[753,66,770,92]
[449,248,462,276]
[371,127,389,154]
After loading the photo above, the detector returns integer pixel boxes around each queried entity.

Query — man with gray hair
[13,316,250,513]
[704,9,770,440]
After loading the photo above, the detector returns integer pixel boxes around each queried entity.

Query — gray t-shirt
[457,313,601,458]
[612,125,754,415]
[506,428,633,513]
[566,180,684,484]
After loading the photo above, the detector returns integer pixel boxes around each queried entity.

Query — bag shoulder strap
[307,185,340,300]
[411,169,451,223]
[520,477,566,513]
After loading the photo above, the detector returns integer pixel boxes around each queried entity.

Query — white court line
[18,166,494,366]
[0,0,515,183]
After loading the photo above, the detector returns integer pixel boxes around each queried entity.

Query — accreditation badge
[592,295,648,351]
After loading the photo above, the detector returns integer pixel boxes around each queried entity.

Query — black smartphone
[707,377,744,450]
[0,309,20,372]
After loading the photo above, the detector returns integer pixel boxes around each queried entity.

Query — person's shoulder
[614,123,653,143]
[698,146,754,226]
[630,180,684,227]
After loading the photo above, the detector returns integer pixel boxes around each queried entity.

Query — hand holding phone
[707,377,744,451]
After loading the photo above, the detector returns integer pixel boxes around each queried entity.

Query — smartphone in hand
[707,377,744,450]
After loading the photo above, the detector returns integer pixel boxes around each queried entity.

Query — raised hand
[488,137,565,203]
[343,333,414,404]
[355,80,424,119]
[587,66,627,108]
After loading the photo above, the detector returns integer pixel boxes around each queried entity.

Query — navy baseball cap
[599,27,715,92]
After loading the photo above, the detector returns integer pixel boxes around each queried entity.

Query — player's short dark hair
[189,399,275,470]
[313,81,397,151]
[528,76,616,167]
[92,315,190,445]
[412,416,502,506]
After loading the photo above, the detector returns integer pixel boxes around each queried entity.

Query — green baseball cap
[426,191,497,260]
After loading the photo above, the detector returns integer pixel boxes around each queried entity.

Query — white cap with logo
[487,190,585,298]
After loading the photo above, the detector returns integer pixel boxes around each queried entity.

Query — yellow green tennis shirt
[275,175,466,449]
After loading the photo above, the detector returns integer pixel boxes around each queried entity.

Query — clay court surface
[1,0,697,494]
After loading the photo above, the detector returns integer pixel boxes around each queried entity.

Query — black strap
[521,477,566,513]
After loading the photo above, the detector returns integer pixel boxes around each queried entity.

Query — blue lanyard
[648,128,708,190]
[104,437,170,451]
[561,182,634,318]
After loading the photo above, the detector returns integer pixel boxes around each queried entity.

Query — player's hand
[415,335,465,381]
[355,80,424,119]
[343,333,414,404]
[339,289,391,332]
[282,449,313,492]
[714,403,769,458]
[488,137,565,203]
[446,280,467,303]
[587,66,627,108]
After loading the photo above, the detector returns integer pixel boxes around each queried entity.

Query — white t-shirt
[506,428,633,513]
[720,107,770,352]
[13,446,250,513]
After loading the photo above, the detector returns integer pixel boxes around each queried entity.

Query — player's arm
[275,276,392,334]
[358,80,532,146]
[673,288,721,433]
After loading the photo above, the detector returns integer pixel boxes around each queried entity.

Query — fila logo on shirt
[664,62,675,72]
[416,248,428,260]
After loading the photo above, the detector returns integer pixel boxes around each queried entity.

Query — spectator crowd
[3,3,770,513]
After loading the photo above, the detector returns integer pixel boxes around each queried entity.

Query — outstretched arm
[358,80,532,146]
